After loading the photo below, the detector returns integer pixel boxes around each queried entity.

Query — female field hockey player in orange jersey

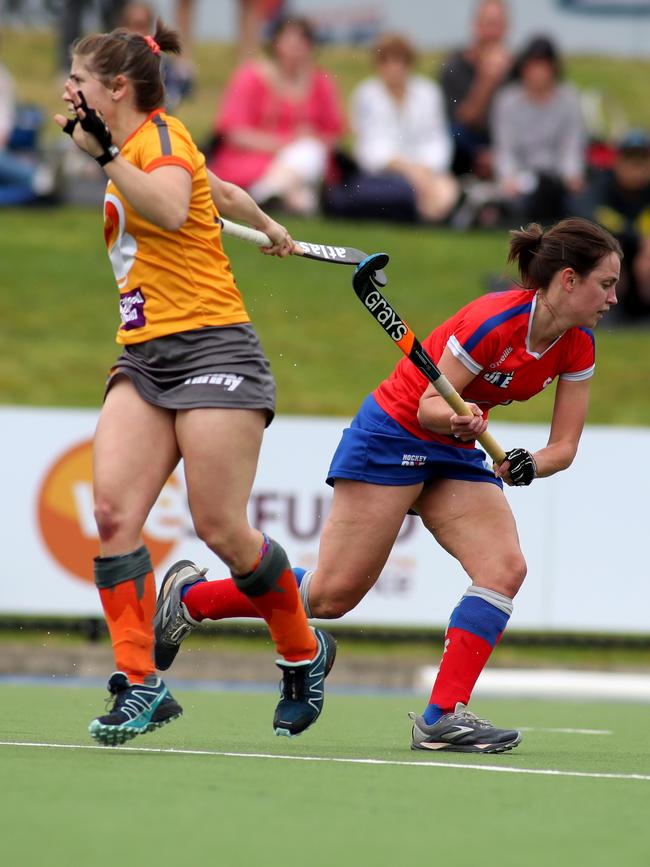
[55,18,335,746]
[153,217,621,754]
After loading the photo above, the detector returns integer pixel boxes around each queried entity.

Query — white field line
[0,740,645,782]
[518,727,612,735]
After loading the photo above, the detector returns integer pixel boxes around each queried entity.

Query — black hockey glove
[62,117,78,136]
[75,91,119,166]
[504,448,537,486]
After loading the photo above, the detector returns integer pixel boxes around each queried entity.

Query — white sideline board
[0,405,647,632]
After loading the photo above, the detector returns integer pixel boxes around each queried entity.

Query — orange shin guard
[95,546,156,683]
[233,538,317,663]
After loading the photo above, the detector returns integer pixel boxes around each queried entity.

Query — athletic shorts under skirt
[327,394,502,488]
[106,323,276,423]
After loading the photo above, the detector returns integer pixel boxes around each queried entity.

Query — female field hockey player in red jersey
[55,18,335,745]
[153,217,621,754]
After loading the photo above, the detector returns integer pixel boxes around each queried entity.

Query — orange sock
[248,567,317,662]
[94,546,156,683]
[233,537,317,663]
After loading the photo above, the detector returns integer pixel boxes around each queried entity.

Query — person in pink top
[209,16,344,215]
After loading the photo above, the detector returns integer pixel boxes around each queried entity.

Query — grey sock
[464,585,513,616]
[299,570,314,618]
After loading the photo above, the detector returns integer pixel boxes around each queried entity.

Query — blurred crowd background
[3,0,650,323]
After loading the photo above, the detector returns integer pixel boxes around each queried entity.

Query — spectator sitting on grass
[439,0,512,179]
[118,1,195,108]
[490,35,586,226]
[574,129,650,323]
[0,50,55,205]
[350,33,459,224]
[208,16,344,216]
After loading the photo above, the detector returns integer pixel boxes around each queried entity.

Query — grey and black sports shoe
[273,629,337,737]
[410,703,522,754]
[154,559,207,671]
[89,672,182,746]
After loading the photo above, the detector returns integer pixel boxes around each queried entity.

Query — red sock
[184,575,319,664]
[184,578,259,621]
[428,626,498,712]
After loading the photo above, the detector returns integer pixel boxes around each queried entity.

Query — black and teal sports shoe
[410,703,521,754]
[89,672,182,746]
[273,629,336,737]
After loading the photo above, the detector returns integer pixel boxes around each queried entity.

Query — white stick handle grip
[219,217,272,248]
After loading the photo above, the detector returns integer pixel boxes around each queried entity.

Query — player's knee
[93,500,124,543]
[474,551,527,599]
[194,520,242,565]
[496,552,528,597]
[309,590,355,620]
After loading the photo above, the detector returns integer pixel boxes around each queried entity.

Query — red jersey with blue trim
[373,288,595,447]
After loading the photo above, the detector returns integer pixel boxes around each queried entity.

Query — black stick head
[352,253,390,299]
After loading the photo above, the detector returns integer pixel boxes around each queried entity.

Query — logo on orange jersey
[119,287,146,330]
[104,193,137,289]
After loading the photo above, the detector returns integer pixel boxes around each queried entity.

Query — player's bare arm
[207,170,293,257]
[105,162,191,231]
[493,379,589,485]
[533,378,590,477]
[417,347,487,440]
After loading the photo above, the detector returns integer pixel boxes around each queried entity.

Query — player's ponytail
[151,18,182,56]
[72,19,182,113]
[507,223,544,290]
[508,218,622,291]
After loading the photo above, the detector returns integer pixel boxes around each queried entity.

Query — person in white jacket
[351,34,459,222]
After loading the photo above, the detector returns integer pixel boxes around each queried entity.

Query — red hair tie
[144,35,161,55]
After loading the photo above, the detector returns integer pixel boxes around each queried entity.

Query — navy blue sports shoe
[89,672,182,746]
[273,629,336,737]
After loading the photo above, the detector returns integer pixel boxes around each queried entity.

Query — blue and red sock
[422,589,512,725]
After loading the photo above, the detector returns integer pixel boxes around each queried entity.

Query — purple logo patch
[119,288,146,331]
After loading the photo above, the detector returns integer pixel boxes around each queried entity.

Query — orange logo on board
[37,439,184,583]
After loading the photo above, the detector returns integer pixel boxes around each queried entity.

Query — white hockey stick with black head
[218,217,388,287]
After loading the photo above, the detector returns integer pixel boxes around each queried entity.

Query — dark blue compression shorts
[326,394,502,489]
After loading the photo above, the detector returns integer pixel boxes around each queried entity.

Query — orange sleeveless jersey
[103,109,248,344]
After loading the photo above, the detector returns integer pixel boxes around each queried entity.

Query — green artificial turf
[1,684,649,867]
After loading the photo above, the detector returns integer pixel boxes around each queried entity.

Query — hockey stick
[352,253,506,464]
[218,217,388,287]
